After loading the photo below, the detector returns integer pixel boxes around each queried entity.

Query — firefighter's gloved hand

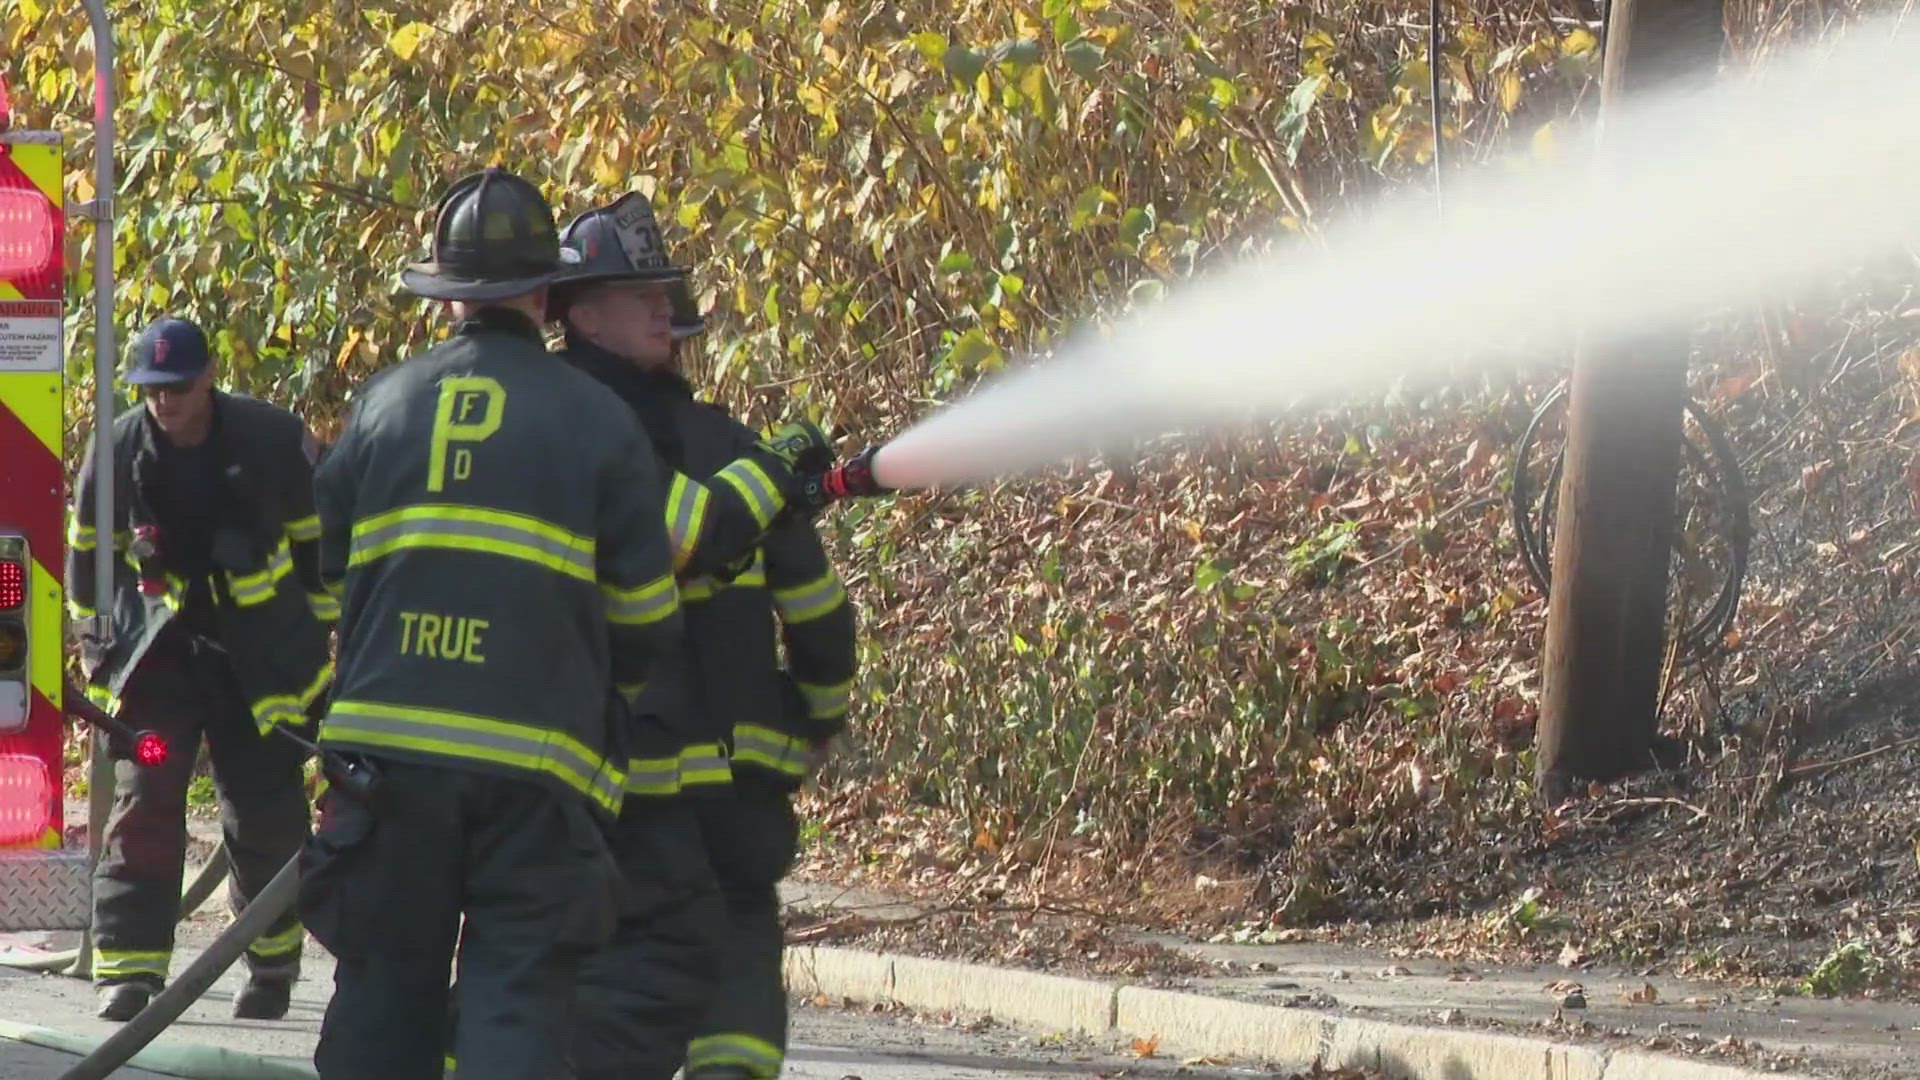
[756,420,834,477]
[788,447,889,517]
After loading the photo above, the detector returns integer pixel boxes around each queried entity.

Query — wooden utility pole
[1535,0,1726,804]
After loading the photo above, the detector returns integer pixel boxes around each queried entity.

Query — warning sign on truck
[0,300,61,373]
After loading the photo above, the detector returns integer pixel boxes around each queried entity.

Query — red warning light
[134,732,169,768]
[0,560,24,611]
[0,184,54,279]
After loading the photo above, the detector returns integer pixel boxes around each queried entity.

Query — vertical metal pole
[70,0,115,982]
[1428,0,1445,213]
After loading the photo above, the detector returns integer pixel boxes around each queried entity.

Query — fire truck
[0,0,131,952]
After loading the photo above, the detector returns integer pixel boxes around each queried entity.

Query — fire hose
[0,686,233,976]
[1507,381,1750,661]
[19,444,886,1076]
[49,702,375,1080]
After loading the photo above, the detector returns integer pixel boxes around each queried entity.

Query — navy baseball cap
[124,317,211,386]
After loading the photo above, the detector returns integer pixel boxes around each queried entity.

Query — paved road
[2,913,1273,1079]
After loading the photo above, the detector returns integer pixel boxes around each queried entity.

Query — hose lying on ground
[0,848,231,973]
[0,1018,315,1080]
[57,850,303,1080]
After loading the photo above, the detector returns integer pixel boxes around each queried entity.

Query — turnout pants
[568,796,728,1080]
[301,760,623,1080]
[685,781,800,1080]
[91,627,310,987]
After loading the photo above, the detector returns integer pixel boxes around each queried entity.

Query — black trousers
[569,796,728,1080]
[90,626,309,986]
[684,782,799,1080]
[301,759,622,1080]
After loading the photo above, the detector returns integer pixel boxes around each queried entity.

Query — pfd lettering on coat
[397,610,488,664]
[428,377,505,491]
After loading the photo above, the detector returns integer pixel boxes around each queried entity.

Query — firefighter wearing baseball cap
[552,190,859,1080]
[67,314,334,1022]
[299,166,680,1079]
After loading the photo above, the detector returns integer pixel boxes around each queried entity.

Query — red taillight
[135,732,169,768]
[0,186,53,279]
[0,753,52,846]
[0,558,23,611]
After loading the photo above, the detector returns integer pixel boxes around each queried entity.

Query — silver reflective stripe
[773,572,846,623]
[604,575,678,625]
[798,679,851,720]
[325,700,623,812]
[349,509,595,582]
[625,756,682,796]
[667,474,710,563]
[715,459,780,528]
[229,541,294,607]
[731,724,807,777]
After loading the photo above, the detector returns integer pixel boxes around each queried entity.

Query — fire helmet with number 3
[547,192,689,319]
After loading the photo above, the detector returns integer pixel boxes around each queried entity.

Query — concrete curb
[0,1019,317,1079]
[783,946,1813,1080]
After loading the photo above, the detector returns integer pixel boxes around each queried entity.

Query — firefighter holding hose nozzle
[67,315,335,1023]
[532,188,866,1079]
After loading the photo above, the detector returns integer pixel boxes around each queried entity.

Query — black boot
[96,978,159,1021]
[232,974,293,1020]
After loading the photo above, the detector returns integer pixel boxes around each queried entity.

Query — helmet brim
[545,264,694,321]
[670,319,706,341]
[402,263,564,302]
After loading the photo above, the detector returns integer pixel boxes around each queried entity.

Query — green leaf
[388,21,432,61]
[1277,74,1328,165]
[947,327,998,370]
[1128,278,1165,304]
[998,273,1025,296]
[1119,205,1154,247]
[944,46,988,85]
[1001,39,1043,67]
[938,250,975,275]
[763,283,781,321]
[1062,37,1105,78]
[910,32,948,65]
[1194,560,1229,594]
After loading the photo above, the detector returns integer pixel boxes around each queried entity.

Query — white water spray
[872,13,1920,490]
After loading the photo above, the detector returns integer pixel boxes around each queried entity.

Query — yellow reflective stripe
[680,552,767,603]
[666,473,712,571]
[324,699,623,815]
[714,458,782,529]
[798,678,852,721]
[614,681,644,706]
[286,514,322,542]
[687,1033,784,1079]
[731,723,809,778]
[773,571,847,624]
[308,591,341,622]
[679,741,732,787]
[94,949,171,978]
[349,504,596,583]
[84,683,120,714]
[443,1056,457,1077]
[603,574,679,626]
[248,922,305,958]
[250,661,334,733]
[625,754,683,796]
[67,520,96,552]
[227,538,295,607]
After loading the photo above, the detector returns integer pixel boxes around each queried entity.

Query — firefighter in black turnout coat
[552,191,859,1080]
[68,315,334,1022]
[300,167,681,1079]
